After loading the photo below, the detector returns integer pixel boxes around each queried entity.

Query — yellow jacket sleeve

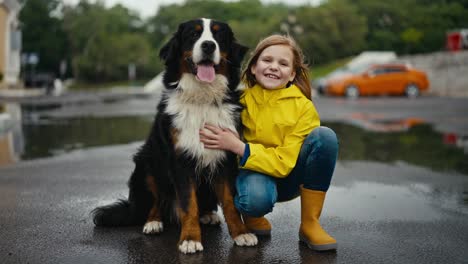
[241,102,320,177]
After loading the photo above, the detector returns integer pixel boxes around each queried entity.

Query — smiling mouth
[265,74,280,79]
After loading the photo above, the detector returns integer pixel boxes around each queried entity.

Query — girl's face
[251,44,296,90]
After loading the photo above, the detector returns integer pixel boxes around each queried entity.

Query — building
[0,0,21,90]
[1,0,21,164]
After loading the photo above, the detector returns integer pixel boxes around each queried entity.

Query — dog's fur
[92,18,257,254]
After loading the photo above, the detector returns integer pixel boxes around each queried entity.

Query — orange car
[325,64,429,98]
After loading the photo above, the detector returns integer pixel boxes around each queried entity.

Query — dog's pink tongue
[197,65,216,83]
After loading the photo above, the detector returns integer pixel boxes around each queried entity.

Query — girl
[200,35,338,251]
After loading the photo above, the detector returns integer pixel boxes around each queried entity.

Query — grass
[309,57,353,79]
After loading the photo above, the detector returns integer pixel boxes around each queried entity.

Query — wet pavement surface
[1,93,468,263]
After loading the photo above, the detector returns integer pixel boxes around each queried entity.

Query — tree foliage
[147,0,288,52]
[295,0,367,65]
[18,0,468,83]
[61,1,156,81]
[350,0,468,54]
[19,0,68,76]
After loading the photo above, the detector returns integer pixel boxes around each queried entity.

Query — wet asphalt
[1,92,468,263]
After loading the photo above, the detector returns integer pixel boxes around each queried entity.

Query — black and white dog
[92,18,256,254]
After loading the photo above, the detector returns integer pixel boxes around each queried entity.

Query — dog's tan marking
[212,24,220,31]
[181,51,194,74]
[145,175,162,223]
[171,127,180,146]
[195,24,202,31]
[183,51,193,59]
[216,180,249,239]
[177,184,202,246]
[217,52,228,77]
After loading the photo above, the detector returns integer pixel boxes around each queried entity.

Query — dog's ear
[159,36,180,64]
[159,37,178,63]
[230,42,249,67]
[159,24,184,64]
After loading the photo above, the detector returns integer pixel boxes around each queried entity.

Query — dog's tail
[92,199,140,227]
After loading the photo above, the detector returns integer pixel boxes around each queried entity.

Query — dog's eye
[192,31,201,38]
[214,28,226,38]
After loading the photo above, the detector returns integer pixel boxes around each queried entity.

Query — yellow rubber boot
[243,215,271,236]
[299,187,337,251]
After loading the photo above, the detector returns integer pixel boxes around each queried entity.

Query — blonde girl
[200,35,338,251]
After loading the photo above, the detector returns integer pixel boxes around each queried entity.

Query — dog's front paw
[179,240,204,254]
[200,211,221,225]
[143,221,163,234]
[234,233,258,246]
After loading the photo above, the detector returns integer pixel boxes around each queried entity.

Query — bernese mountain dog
[92,18,257,254]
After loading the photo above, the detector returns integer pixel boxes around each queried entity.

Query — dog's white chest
[164,82,239,170]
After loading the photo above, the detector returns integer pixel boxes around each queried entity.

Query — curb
[0,88,46,99]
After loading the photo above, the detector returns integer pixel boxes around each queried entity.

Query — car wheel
[405,84,420,98]
[345,85,359,99]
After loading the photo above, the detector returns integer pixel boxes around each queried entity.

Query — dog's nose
[201,41,216,54]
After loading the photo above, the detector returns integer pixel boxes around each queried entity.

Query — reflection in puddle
[327,181,468,222]
[347,112,425,132]
[443,132,468,154]
[323,159,468,221]
[1,104,468,178]
[21,116,153,160]
[330,122,468,176]
[0,132,16,165]
[0,103,23,165]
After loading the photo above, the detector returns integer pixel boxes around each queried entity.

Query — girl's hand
[199,124,245,156]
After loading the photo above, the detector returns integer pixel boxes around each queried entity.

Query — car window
[370,67,406,76]
[369,68,387,76]
[385,67,406,73]
[349,65,368,74]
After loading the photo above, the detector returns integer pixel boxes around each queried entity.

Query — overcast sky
[63,0,321,18]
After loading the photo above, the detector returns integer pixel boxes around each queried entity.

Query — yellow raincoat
[240,84,320,178]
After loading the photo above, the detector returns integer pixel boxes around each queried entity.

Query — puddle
[281,162,468,222]
[1,101,468,178]
[330,122,468,176]
[20,115,153,160]
[326,180,468,222]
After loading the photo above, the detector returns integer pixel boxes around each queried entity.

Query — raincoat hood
[245,84,306,105]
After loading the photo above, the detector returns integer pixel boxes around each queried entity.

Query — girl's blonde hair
[242,35,311,99]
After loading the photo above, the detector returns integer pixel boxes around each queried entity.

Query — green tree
[28,0,468,83]
[73,33,153,81]
[228,1,288,48]
[408,2,468,53]
[349,0,408,52]
[62,1,156,82]
[147,0,288,55]
[296,0,367,65]
[19,0,69,76]
[350,0,468,54]
[401,27,424,53]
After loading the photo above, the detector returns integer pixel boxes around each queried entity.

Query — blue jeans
[234,126,339,217]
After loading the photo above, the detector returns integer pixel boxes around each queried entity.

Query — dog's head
[160,18,248,89]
